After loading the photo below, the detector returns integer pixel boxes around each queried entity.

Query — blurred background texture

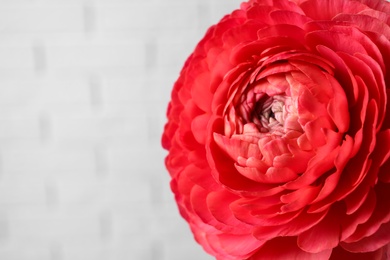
[0,0,242,259]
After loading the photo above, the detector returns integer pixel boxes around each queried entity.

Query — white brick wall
[0,0,243,259]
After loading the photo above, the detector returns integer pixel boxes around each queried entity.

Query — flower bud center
[253,94,295,135]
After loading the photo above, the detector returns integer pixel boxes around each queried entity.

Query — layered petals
[162,0,390,259]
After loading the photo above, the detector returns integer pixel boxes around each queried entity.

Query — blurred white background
[0,0,242,259]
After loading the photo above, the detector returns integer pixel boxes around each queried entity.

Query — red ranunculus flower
[162,0,390,259]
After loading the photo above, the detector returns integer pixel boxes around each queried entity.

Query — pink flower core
[254,94,298,135]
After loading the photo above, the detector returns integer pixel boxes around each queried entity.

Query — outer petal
[330,245,385,260]
[341,220,390,253]
[297,205,343,253]
[249,237,332,260]
[207,233,264,259]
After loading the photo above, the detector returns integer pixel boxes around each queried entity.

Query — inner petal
[252,93,300,136]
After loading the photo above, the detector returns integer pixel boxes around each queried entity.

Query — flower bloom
[162,0,390,259]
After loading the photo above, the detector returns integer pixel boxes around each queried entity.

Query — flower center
[252,94,295,135]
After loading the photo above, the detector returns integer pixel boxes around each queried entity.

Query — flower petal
[250,237,332,260]
[206,233,264,259]
[191,113,211,144]
[298,205,343,253]
[341,220,390,253]
[330,246,385,260]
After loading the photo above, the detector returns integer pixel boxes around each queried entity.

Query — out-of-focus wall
[0,0,243,259]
